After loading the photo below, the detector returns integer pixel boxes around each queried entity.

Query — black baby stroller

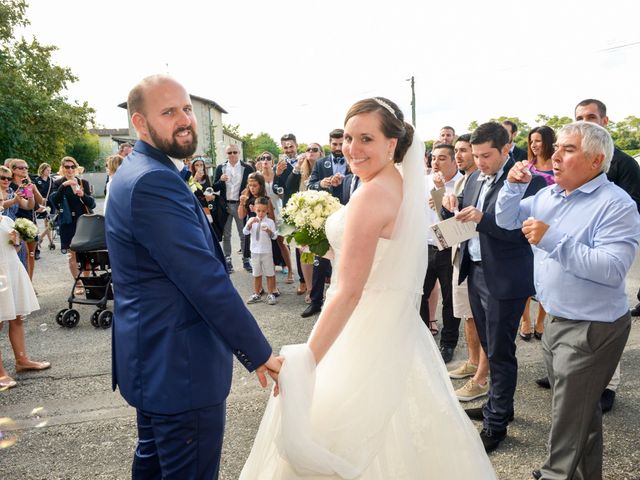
[56,214,114,329]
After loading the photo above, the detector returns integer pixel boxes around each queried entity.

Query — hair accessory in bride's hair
[373,98,398,120]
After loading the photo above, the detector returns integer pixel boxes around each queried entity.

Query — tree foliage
[610,116,640,150]
[534,114,572,131]
[241,132,280,160]
[64,132,101,170]
[0,0,94,169]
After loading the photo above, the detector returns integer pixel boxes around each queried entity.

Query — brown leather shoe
[15,361,51,373]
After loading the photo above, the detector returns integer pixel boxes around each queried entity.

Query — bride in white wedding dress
[240,98,496,479]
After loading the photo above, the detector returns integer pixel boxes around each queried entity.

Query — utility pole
[406,76,416,127]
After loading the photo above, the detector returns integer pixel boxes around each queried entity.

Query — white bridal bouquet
[281,190,342,263]
[10,218,38,244]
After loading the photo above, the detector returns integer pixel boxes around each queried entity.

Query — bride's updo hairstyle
[344,97,414,164]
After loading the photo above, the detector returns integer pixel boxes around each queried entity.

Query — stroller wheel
[90,310,101,328]
[62,309,80,328]
[56,309,68,327]
[98,310,113,329]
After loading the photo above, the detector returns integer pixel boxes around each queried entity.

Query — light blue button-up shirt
[495,173,640,322]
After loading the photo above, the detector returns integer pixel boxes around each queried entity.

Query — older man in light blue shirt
[496,121,640,480]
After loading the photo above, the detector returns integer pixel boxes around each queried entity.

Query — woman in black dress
[51,156,95,294]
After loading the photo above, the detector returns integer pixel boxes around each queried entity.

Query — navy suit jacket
[308,156,347,203]
[454,158,547,300]
[511,145,528,162]
[105,141,271,415]
[273,161,297,208]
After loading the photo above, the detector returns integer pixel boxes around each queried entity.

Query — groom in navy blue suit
[106,75,281,479]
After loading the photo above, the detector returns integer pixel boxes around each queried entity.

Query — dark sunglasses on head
[227,151,239,155]
[306,147,321,153]
[13,166,27,170]
[63,165,76,170]
[0,175,11,181]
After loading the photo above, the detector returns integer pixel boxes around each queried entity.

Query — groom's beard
[149,124,198,159]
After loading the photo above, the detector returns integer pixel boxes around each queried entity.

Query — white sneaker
[455,378,489,402]
[266,294,277,305]
[247,293,262,304]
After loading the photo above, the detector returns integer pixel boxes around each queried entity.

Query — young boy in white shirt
[242,197,278,305]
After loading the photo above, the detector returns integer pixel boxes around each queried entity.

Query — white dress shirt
[426,171,463,245]
[225,161,243,201]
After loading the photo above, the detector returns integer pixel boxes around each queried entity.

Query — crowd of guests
[2,95,640,479]
[0,142,130,388]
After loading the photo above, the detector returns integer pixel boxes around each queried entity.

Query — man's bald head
[128,74,181,116]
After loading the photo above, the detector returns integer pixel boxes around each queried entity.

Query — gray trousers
[540,312,631,480]
[222,202,247,259]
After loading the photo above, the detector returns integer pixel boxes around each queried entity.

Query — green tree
[64,132,101,170]
[0,0,94,168]
[610,116,640,150]
[534,114,572,131]
[242,132,279,160]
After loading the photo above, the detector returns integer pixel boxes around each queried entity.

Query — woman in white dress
[241,98,496,479]
[0,204,47,390]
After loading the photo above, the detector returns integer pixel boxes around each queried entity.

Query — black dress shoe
[630,303,640,317]
[535,377,551,389]
[600,388,615,413]
[301,304,322,318]
[439,345,454,363]
[466,406,514,423]
[532,469,542,479]
[519,331,532,341]
[480,427,507,452]
[34,249,41,260]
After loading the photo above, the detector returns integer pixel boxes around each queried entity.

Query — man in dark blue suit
[105,75,281,479]
[443,122,546,452]
[502,120,528,162]
[301,129,346,318]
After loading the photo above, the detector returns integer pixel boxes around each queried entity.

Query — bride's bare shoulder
[346,173,402,222]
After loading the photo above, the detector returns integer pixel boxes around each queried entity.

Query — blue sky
[23,0,640,144]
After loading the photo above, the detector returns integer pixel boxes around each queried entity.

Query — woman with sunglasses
[51,156,96,295]
[285,143,324,300]
[0,166,49,390]
[256,151,295,284]
[0,165,31,221]
[8,159,46,279]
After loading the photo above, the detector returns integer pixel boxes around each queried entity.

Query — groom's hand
[256,354,283,395]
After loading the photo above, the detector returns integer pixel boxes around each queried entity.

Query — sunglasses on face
[260,156,272,161]
[0,176,11,181]
[306,147,320,153]
[13,166,27,170]
[227,151,239,155]
[63,165,76,170]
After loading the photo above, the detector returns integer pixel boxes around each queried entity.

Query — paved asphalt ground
[1,198,639,479]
